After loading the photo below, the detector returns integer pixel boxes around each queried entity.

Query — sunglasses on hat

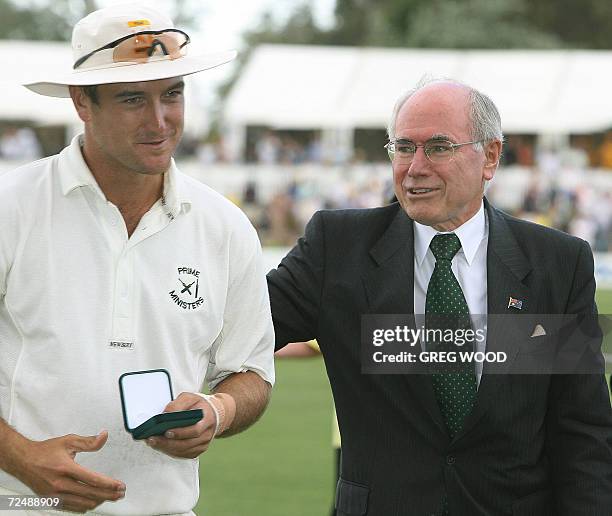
[73,28,190,70]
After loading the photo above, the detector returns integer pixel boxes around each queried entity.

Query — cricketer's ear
[69,85,95,123]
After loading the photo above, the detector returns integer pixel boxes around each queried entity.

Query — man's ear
[69,86,93,123]
[483,139,502,180]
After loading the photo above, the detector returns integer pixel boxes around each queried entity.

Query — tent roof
[0,41,77,125]
[224,45,612,134]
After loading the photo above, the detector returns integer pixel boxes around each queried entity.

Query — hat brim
[23,49,237,98]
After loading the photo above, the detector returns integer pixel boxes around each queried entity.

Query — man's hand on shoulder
[5,429,125,513]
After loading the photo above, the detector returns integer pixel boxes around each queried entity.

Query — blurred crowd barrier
[170,161,612,253]
[1,156,611,257]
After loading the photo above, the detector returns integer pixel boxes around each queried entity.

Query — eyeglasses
[73,29,190,69]
[384,139,484,164]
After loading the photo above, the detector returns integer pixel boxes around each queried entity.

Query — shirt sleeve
[205,220,275,390]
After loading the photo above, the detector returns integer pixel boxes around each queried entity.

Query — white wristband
[194,393,221,436]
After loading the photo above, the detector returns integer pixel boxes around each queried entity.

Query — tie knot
[430,233,461,262]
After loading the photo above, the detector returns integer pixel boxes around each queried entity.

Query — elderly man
[0,5,274,515]
[268,79,612,515]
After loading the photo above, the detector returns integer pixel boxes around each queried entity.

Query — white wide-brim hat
[23,4,236,98]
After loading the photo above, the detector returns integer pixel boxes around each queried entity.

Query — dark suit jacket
[267,200,612,516]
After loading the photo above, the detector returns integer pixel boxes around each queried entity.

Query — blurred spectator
[241,180,266,235]
[592,192,612,252]
[266,192,300,245]
[196,142,216,164]
[502,143,517,166]
[516,136,534,166]
[0,127,42,160]
[175,135,198,158]
[244,180,258,204]
[279,136,304,165]
[565,135,593,168]
[599,131,612,169]
[255,131,281,164]
[536,146,562,178]
[306,136,322,162]
[521,178,543,213]
[569,209,598,247]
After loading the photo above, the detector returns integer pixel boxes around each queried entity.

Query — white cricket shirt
[0,135,275,515]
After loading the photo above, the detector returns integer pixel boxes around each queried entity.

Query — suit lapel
[458,200,533,439]
[362,208,414,315]
[362,208,447,435]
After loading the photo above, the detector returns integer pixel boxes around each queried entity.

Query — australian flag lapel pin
[507,296,523,310]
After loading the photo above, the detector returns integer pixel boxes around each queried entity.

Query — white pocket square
[530,324,547,337]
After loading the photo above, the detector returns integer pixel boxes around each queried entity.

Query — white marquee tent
[1,41,76,126]
[4,42,612,153]
[223,44,612,157]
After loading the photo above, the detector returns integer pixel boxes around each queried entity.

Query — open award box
[119,369,203,440]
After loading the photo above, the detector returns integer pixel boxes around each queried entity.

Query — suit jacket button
[446,455,456,465]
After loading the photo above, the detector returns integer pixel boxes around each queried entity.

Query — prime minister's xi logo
[169,266,205,310]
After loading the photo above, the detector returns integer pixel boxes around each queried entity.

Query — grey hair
[387,77,504,151]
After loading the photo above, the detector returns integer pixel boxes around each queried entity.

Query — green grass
[597,289,612,311]
[597,290,612,374]
[194,290,612,515]
[195,358,334,516]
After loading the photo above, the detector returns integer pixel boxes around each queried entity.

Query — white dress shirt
[413,203,489,384]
